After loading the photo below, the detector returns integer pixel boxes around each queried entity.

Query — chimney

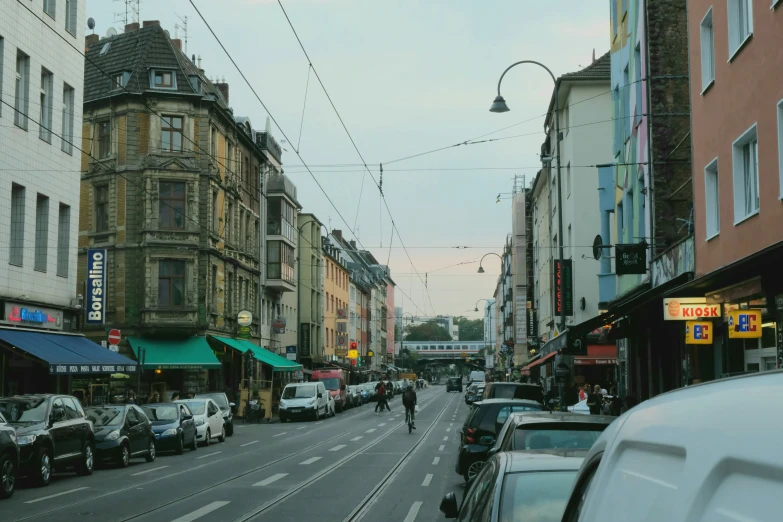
[172,39,182,51]
[332,230,343,242]
[592,48,596,64]
[349,240,357,249]
[215,82,229,104]
[125,22,140,33]
[142,20,160,28]
[197,55,202,69]
[85,34,99,49]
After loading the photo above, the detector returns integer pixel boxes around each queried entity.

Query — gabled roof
[561,51,611,80]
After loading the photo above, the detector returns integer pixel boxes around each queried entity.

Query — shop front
[572,344,618,391]
[0,327,138,398]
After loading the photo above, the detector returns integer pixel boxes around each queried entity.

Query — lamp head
[474,307,479,312]
[477,266,485,274]
[489,95,510,113]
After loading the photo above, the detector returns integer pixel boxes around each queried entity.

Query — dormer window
[151,69,176,89]
[111,71,130,90]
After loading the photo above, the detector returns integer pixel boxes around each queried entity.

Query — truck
[311,368,348,412]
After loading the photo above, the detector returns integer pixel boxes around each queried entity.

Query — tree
[403,321,452,341]
[454,316,484,341]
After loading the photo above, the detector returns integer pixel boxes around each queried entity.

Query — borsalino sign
[663,298,721,321]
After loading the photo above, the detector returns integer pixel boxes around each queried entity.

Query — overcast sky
[86,0,608,320]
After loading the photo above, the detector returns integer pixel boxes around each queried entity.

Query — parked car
[468,370,486,385]
[174,399,225,445]
[560,372,783,522]
[279,382,329,422]
[455,399,544,483]
[440,451,582,520]
[0,411,19,499]
[312,369,348,412]
[482,382,544,405]
[196,392,235,436]
[446,377,463,393]
[345,386,359,408]
[465,384,486,405]
[85,405,156,467]
[141,403,198,454]
[0,394,95,486]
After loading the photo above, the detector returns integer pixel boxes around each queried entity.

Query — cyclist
[402,385,417,430]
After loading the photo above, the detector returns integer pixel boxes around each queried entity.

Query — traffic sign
[109,345,119,353]
[108,329,121,345]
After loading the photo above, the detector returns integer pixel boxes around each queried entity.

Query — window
[95,185,109,232]
[226,199,233,242]
[14,50,30,129]
[65,0,77,35]
[210,265,218,309]
[732,124,759,222]
[212,191,219,232]
[97,120,111,158]
[634,44,643,123]
[210,127,217,159]
[9,184,25,266]
[57,204,70,277]
[44,0,56,18]
[617,201,624,242]
[639,175,646,239]
[111,71,129,90]
[623,65,631,140]
[727,0,753,59]
[34,194,49,272]
[778,100,783,199]
[159,181,185,229]
[625,189,634,243]
[704,159,720,238]
[161,115,183,152]
[700,8,715,91]
[227,142,234,173]
[61,83,74,154]
[227,271,233,314]
[566,162,571,197]
[153,70,174,88]
[158,260,185,307]
[39,68,53,142]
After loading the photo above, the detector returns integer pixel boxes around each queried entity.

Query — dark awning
[0,328,138,374]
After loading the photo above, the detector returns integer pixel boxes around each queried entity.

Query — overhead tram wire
[188,0,433,317]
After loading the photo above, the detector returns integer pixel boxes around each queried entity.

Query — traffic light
[351,358,357,366]
[350,341,358,350]
[357,356,362,367]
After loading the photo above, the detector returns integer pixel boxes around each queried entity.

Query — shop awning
[210,336,301,372]
[521,351,556,371]
[575,345,618,366]
[0,328,138,374]
[128,337,221,370]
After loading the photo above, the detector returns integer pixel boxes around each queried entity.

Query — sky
[86,0,609,321]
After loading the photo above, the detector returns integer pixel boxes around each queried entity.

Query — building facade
[322,239,350,362]
[296,213,324,369]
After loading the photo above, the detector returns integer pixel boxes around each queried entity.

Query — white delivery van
[560,371,783,522]
[278,382,328,422]
[468,371,485,384]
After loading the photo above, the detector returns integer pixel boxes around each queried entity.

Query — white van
[468,371,485,384]
[560,371,783,522]
[279,382,328,422]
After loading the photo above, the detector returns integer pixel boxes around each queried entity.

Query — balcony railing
[257,132,283,164]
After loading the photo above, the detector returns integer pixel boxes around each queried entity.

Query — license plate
[291,409,302,413]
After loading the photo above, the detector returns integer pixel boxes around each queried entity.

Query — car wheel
[218,426,226,443]
[204,429,211,446]
[175,434,184,455]
[145,439,156,462]
[33,448,51,487]
[226,422,234,437]
[466,460,485,483]
[117,442,130,468]
[77,442,94,476]
[0,453,16,499]
[314,406,320,422]
[190,432,198,451]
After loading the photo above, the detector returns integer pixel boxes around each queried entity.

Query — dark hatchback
[446,377,463,393]
[85,405,156,467]
[455,399,544,483]
[482,382,544,404]
[0,394,95,486]
[196,392,234,436]
[493,412,614,454]
[0,411,19,499]
[141,403,198,454]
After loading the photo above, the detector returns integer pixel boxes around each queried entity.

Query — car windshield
[142,405,178,421]
[179,401,206,415]
[492,385,521,399]
[85,406,125,426]
[283,385,316,399]
[499,470,578,522]
[514,425,606,451]
[318,378,340,391]
[0,398,48,423]
[199,394,229,410]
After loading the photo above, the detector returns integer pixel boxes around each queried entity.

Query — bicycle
[405,407,415,434]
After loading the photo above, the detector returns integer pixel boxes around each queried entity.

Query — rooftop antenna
[87,17,96,35]
[175,14,188,55]
[113,0,139,27]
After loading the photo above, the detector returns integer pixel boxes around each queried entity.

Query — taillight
[464,428,476,444]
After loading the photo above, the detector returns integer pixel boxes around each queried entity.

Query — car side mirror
[183,414,193,421]
[341,384,346,391]
[440,492,459,518]
[229,402,236,408]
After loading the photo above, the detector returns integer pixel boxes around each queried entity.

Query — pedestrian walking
[587,385,603,415]
[375,381,387,412]
[171,391,180,401]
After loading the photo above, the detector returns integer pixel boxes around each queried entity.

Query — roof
[503,451,584,473]
[509,411,616,426]
[561,51,611,80]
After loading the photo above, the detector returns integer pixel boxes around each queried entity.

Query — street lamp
[477,252,503,274]
[474,298,490,313]
[490,60,566,333]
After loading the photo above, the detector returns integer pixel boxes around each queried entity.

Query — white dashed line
[446,427,451,432]
[403,501,423,522]
[131,465,170,476]
[240,440,259,447]
[422,474,433,487]
[329,444,347,452]
[196,451,222,460]
[300,457,322,465]
[273,432,287,437]
[24,487,89,504]
[433,457,440,465]
[378,423,386,427]
[449,423,454,426]
[253,473,288,487]
[351,436,364,441]
[170,501,230,522]
[439,445,445,451]
[443,436,448,441]
[366,428,377,433]
[297,426,306,430]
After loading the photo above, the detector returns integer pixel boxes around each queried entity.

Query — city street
[0,386,468,522]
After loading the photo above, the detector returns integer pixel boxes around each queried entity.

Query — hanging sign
[272,316,286,334]
[685,321,712,345]
[663,298,721,320]
[86,249,107,325]
[237,310,253,327]
[615,243,647,275]
[728,309,762,339]
[553,259,573,316]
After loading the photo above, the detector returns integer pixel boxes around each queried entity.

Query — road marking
[443,436,448,441]
[403,501,423,522]
[378,423,386,426]
[297,426,306,430]
[253,473,288,487]
[351,436,364,441]
[170,501,230,522]
[433,457,440,465]
[422,474,433,487]
[439,444,445,451]
[366,428,376,433]
[24,487,89,504]
[240,440,259,447]
[449,423,454,426]
[131,465,170,476]
[273,432,287,437]
[446,427,451,432]
[300,457,322,465]
[196,451,222,460]
[330,444,347,452]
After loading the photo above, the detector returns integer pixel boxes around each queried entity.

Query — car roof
[502,451,585,473]
[473,398,543,407]
[511,412,615,426]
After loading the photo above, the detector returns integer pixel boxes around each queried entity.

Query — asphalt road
[0,385,472,522]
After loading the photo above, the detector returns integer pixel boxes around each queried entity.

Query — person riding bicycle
[402,385,417,429]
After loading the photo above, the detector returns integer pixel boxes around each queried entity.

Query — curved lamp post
[490,60,565,333]
[477,252,503,274]
[474,298,490,313]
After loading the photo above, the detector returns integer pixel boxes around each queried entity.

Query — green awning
[211,336,302,372]
[128,337,221,370]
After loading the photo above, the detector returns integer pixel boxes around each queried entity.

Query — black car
[440,451,583,520]
[0,394,95,486]
[196,392,235,436]
[482,382,544,404]
[494,412,613,453]
[446,377,463,393]
[455,399,544,483]
[465,384,485,405]
[85,405,156,467]
[0,411,19,499]
[141,403,198,454]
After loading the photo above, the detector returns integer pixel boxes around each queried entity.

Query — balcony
[266,240,296,292]
[257,132,283,164]
[267,173,300,208]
